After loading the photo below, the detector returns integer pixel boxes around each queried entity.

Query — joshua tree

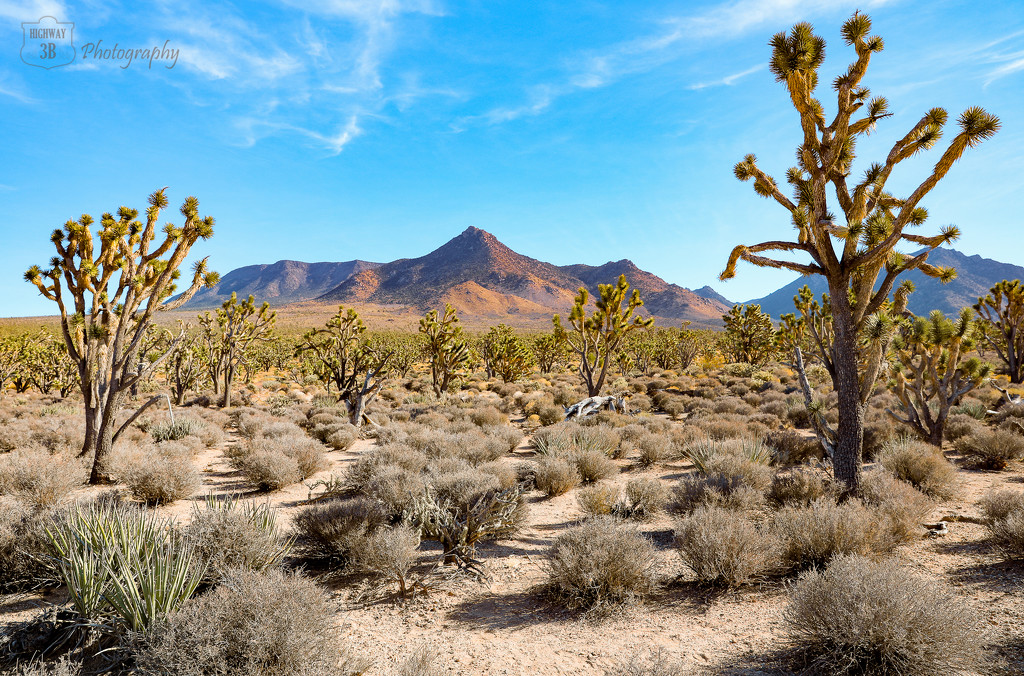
[297,306,393,426]
[886,308,990,446]
[199,293,276,408]
[169,328,207,405]
[722,304,776,366]
[532,332,567,374]
[719,13,999,492]
[420,304,470,397]
[481,324,535,382]
[974,280,1024,384]
[25,188,217,483]
[0,335,21,396]
[553,274,653,397]
[26,330,80,397]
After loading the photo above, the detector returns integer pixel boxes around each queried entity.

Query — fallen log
[564,395,629,420]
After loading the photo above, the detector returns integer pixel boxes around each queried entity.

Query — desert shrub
[326,424,358,450]
[979,489,1024,523]
[534,457,580,496]
[351,524,421,595]
[979,489,1024,558]
[944,413,981,443]
[766,429,823,465]
[5,657,83,676]
[862,416,898,460]
[875,438,958,499]
[546,516,657,609]
[292,497,387,562]
[234,451,301,491]
[405,482,527,563]
[537,404,564,426]
[636,433,675,467]
[577,483,621,516]
[858,469,934,544]
[670,472,765,514]
[470,406,507,427]
[429,468,500,506]
[182,497,291,579]
[134,568,367,676]
[477,460,517,489]
[0,501,56,591]
[785,554,983,676]
[0,449,87,508]
[685,437,772,490]
[955,428,1024,470]
[364,466,428,516]
[150,417,206,443]
[772,499,893,570]
[347,444,428,491]
[767,468,834,507]
[623,478,669,518]
[235,410,273,440]
[629,393,653,412]
[605,651,686,676]
[573,450,617,483]
[122,454,200,505]
[674,506,779,586]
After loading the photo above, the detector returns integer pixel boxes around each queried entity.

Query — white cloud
[0,0,66,24]
[687,64,764,90]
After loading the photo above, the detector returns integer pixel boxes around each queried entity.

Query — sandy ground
[3,423,1024,675]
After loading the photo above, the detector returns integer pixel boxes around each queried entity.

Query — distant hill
[317,227,731,325]
[183,259,380,309]
[746,247,1024,317]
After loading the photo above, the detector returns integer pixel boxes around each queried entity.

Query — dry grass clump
[122,452,200,505]
[577,483,621,516]
[623,478,669,518]
[955,428,1024,470]
[537,404,565,426]
[326,424,358,450]
[766,429,824,465]
[785,554,984,676]
[684,437,773,490]
[636,433,675,467]
[772,499,894,570]
[182,497,291,579]
[134,568,368,676]
[670,472,765,514]
[534,457,580,497]
[572,450,617,483]
[292,497,387,562]
[674,506,780,586]
[944,413,982,442]
[546,516,658,610]
[234,451,301,492]
[232,435,328,491]
[767,467,835,507]
[875,438,958,499]
[979,489,1024,558]
[364,465,428,516]
[605,651,687,675]
[470,406,507,427]
[0,449,87,507]
[858,469,934,543]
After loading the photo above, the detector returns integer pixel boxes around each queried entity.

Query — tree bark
[830,293,864,495]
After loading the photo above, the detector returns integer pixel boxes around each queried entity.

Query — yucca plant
[45,501,205,631]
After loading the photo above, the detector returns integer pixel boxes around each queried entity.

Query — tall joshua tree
[420,304,470,397]
[25,188,217,483]
[720,13,999,492]
[553,274,653,397]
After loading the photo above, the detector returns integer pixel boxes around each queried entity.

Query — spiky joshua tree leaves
[298,306,394,427]
[420,304,470,397]
[720,13,999,492]
[24,188,218,483]
[553,274,653,397]
[886,308,990,446]
[974,280,1024,384]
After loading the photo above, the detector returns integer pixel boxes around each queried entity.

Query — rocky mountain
[746,247,1024,318]
[317,227,731,325]
[184,259,380,309]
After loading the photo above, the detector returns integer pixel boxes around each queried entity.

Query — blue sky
[1,0,1022,317]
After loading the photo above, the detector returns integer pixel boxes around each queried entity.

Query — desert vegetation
[3,11,1023,676]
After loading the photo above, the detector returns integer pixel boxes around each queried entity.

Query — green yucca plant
[46,501,205,631]
[685,438,772,475]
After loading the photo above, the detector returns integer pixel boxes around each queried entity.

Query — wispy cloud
[461,0,898,129]
[687,64,764,90]
[0,0,66,24]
